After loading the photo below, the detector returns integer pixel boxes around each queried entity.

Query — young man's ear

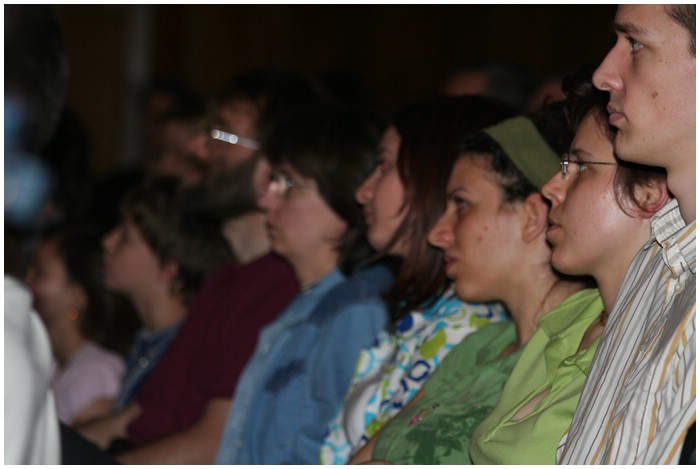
[521,192,550,243]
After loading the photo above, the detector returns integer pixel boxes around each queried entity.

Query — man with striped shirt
[558,4,696,464]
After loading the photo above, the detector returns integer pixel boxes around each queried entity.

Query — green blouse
[470,288,603,464]
[371,320,520,464]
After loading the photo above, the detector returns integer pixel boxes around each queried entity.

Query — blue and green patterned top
[320,285,507,464]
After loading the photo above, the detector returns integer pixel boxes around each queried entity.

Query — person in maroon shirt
[77,69,332,463]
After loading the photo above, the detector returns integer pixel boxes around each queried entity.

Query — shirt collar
[537,288,603,340]
[650,199,696,278]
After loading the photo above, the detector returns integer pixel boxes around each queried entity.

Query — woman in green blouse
[468,66,669,464]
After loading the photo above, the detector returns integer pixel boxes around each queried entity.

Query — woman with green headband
[349,109,603,464]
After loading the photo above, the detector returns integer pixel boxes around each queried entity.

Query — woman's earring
[68,308,80,321]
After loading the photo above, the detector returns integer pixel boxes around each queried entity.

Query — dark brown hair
[666,4,696,56]
[39,224,114,347]
[263,104,382,275]
[561,64,667,215]
[458,101,572,206]
[121,176,232,303]
[381,95,516,322]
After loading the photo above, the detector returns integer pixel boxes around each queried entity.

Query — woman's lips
[545,218,562,244]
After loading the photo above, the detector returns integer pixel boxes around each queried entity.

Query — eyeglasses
[267,170,315,198]
[560,152,617,180]
[210,129,261,150]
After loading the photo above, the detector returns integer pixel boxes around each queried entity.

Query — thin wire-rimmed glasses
[210,129,261,150]
[560,152,617,180]
[268,170,316,198]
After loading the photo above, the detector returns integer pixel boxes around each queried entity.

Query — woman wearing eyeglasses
[465,66,669,464]
[214,105,390,465]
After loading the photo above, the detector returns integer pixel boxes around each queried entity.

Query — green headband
[483,116,560,189]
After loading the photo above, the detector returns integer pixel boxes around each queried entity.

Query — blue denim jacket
[215,264,392,464]
[112,322,182,412]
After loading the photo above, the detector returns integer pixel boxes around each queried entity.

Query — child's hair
[40,223,117,348]
[121,176,232,302]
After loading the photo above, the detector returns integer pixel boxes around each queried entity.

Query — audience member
[205,66,330,172]
[112,173,298,464]
[76,177,230,447]
[25,224,126,426]
[558,5,696,464]
[350,111,601,464]
[100,69,328,464]
[320,95,514,464]
[5,4,68,464]
[467,64,669,464]
[147,100,209,184]
[215,105,386,464]
[136,78,205,168]
[527,73,566,112]
[88,78,206,233]
[442,60,539,112]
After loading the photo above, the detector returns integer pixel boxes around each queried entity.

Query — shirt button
[138,357,149,368]
[675,284,683,293]
[234,439,242,448]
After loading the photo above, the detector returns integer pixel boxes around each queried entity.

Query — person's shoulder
[207,253,298,294]
[74,342,125,373]
[241,253,296,282]
[317,263,394,309]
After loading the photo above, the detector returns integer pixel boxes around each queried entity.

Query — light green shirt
[470,288,603,464]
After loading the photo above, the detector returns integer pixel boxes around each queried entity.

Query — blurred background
[52,4,617,176]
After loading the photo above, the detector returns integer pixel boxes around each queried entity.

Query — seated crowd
[5,4,695,465]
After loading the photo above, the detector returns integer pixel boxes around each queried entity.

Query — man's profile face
[205,99,259,170]
[592,4,696,170]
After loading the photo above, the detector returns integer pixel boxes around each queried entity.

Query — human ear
[160,260,181,290]
[521,192,550,243]
[634,179,671,219]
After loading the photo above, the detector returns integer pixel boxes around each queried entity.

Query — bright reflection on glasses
[560,152,617,180]
[210,129,261,150]
[268,170,315,198]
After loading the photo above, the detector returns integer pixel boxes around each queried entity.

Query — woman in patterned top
[320,95,515,464]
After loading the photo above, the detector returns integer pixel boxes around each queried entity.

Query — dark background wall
[52,4,618,175]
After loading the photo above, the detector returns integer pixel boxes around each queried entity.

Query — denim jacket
[215,264,392,464]
[112,322,182,412]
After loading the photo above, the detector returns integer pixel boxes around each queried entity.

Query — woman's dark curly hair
[458,101,573,206]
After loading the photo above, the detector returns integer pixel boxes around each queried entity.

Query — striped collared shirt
[558,199,696,464]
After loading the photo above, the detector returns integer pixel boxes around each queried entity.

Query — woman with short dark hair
[215,105,389,465]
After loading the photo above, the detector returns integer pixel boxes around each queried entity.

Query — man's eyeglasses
[268,170,315,198]
[210,129,261,150]
[560,152,617,180]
